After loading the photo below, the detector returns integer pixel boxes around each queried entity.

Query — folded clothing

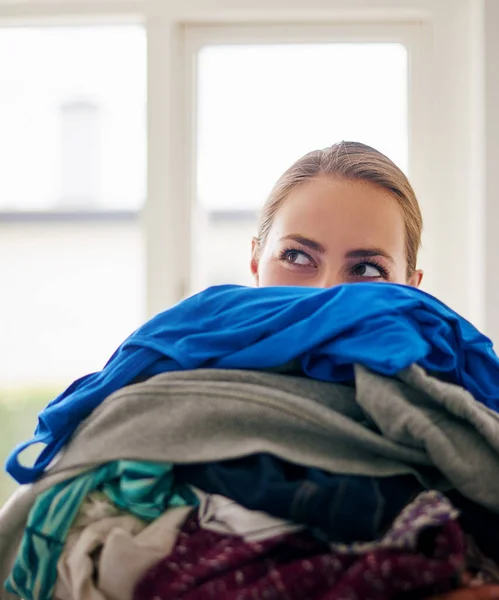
[194,487,304,542]
[55,504,193,600]
[7,282,498,484]
[5,461,197,600]
[175,454,424,543]
[4,363,499,599]
[34,365,499,515]
[133,491,467,600]
[6,464,499,600]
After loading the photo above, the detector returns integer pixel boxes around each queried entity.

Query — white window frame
[1,0,497,341]
[182,22,431,296]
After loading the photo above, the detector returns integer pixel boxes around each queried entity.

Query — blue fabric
[175,454,423,543]
[6,283,499,484]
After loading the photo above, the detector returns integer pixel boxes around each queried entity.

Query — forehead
[270,176,406,252]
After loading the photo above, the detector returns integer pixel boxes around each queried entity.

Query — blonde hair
[256,141,423,277]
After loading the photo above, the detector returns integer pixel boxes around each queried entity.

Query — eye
[281,249,314,267]
[351,262,384,278]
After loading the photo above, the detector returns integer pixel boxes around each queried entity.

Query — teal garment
[5,460,197,600]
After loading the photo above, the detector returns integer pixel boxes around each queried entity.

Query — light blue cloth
[6,283,499,485]
[5,460,197,600]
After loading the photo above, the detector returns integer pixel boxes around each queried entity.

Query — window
[191,41,408,292]
[0,23,146,502]
[0,1,490,501]
[0,25,146,211]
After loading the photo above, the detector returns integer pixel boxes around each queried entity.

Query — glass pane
[0,25,146,211]
[0,219,145,501]
[0,25,146,503]
[193,43,408,292]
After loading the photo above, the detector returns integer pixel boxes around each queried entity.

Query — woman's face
[251,176,423,289]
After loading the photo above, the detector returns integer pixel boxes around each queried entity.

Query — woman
[250,141,499,600]
[251,141,423,290]
[0,143,499,600]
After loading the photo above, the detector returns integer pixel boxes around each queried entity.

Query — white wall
[484,0,499,347]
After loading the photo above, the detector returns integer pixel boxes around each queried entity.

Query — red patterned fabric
[133,512,465,600]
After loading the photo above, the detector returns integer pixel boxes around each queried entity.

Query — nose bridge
[318,264,343,289]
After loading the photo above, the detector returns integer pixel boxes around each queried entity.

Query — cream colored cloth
[55,514,145,600]
[54,494,192,600]
[99,505,192,600]
[71,492,125,529]
[195,487,303,542]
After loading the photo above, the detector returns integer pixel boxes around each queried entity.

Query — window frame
[182,22,431,295]
[0,0,495,339]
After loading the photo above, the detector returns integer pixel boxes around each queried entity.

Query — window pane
[0,25,146,503]
[193,43,408,292]
[0,25,146,211]
[0,218,145,501]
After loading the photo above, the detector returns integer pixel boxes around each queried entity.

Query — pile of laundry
[2,283,499,600]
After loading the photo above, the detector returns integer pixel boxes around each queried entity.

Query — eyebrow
[280,234,326,253]
[345,248,396,266]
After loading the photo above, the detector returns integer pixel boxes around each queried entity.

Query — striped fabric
[5,460,197,600]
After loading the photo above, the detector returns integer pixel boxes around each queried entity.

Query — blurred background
[0,0,498,502]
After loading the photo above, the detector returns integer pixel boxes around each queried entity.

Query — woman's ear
[250,237,260,285]
[408,269,423,288]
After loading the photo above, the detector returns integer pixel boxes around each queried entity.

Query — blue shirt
[6,283,498,484]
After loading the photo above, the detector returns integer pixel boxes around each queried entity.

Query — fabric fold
[54,504,193,600]
[39,366,499,512]
[177,455,423,543]
[4,366,499,598]
[133,491,467,600]
[194,487,303,542]
[5,462,196,600]
[6,283,497,484]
